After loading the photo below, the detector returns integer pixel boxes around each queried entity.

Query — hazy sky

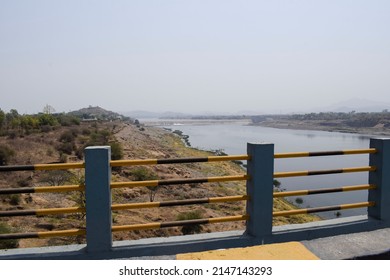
[1,0,390,115]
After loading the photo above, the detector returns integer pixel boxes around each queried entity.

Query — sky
[1,0,390,115]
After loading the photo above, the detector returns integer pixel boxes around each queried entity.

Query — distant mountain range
[122,99,390,119]
[120,110,193,119]
[120,110,266,119]
[86,98,390,120]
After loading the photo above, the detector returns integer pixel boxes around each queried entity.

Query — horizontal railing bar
[274,148,377,158]
[0,229,86,240]
[34,163,85,170]
[0,206,86,217]
[0,149,376,171]
[110,155,250,167]
[0,185,85,195]
[110,175,248,189]
[0,162,85,172]
[110,149,376,167]
[112,215,249,232]
[274,166,376,178]
[273,201,375,217]
[112,195,249,211]
[273,184,376,198]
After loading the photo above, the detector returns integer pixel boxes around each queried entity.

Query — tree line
[0,108,81,137]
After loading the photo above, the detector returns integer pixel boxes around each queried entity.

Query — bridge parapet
[1,138,389,259]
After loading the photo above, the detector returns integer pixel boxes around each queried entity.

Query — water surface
[145,119,376,219]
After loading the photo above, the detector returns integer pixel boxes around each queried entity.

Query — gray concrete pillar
[245,143,274,239]
[84,146,112,252]
[368,138,390,223]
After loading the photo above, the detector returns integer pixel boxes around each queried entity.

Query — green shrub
[176,210,204,235]
[57,114,81,126]
[38,114,58,126]
[75,148,84,160]
[295,197,303,204]
[0,223,19,249]
[130,167,159,201]
[57,142,75,155]
[130,167,158,181]
[40,125,52,133]
[110,142,124,160]
[9,194,21,205]
[59,153,68,163]
[59,130,76,143]
[0,145,15,165]
[273,179,281,189]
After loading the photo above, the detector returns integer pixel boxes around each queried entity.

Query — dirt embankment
[1,121,319,249]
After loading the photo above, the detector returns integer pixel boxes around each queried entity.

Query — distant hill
[320,98,390,113]
[69,106,130,121]
[121,110,193,119]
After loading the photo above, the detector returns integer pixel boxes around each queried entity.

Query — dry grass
[1,121,319,249]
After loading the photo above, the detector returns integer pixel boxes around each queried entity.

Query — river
[143,119,376,219]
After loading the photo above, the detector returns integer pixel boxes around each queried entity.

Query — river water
[144,119,376,219]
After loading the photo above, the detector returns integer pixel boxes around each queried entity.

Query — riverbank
[0,119,320,250]
[113,122,321,234]
[253,119,390,137]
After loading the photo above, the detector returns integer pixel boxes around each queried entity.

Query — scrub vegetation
[0,106,319,249]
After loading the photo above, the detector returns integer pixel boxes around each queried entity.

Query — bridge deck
[177,241,319,260]
[175,227,390,260]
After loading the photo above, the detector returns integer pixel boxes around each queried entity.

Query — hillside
[69,106,130,121]
[0,109,319,249]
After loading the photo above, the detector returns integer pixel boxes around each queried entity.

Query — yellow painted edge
[34,163,84,170]
[177,242,319,260]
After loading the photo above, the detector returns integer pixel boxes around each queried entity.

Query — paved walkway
[175,228,390,260]
[2,227,389,260]
[177,241,319,260]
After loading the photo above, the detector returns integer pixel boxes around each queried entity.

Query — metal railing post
[84,146,112,253]
[245,143,274,240]
[368,138,390,223]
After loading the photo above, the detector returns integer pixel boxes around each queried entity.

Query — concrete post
[84,146,112,253]
[245,143,274,240]
[368,138,390,223]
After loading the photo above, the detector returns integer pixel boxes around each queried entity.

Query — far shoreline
[142,116,390,138]
[252,119,390,138]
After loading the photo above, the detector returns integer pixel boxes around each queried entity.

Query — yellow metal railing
[0,147,378,240]
[273,202,375,217]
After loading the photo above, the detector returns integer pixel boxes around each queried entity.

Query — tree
[0,109,5,130]
[43,104,56,115]
[5,109,20,130]
[130,167,159,202]
[38,113,58,126]
[20,115,39,132]
[40,170,73,186]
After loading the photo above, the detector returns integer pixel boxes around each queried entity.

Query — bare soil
[1,121,319,249]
